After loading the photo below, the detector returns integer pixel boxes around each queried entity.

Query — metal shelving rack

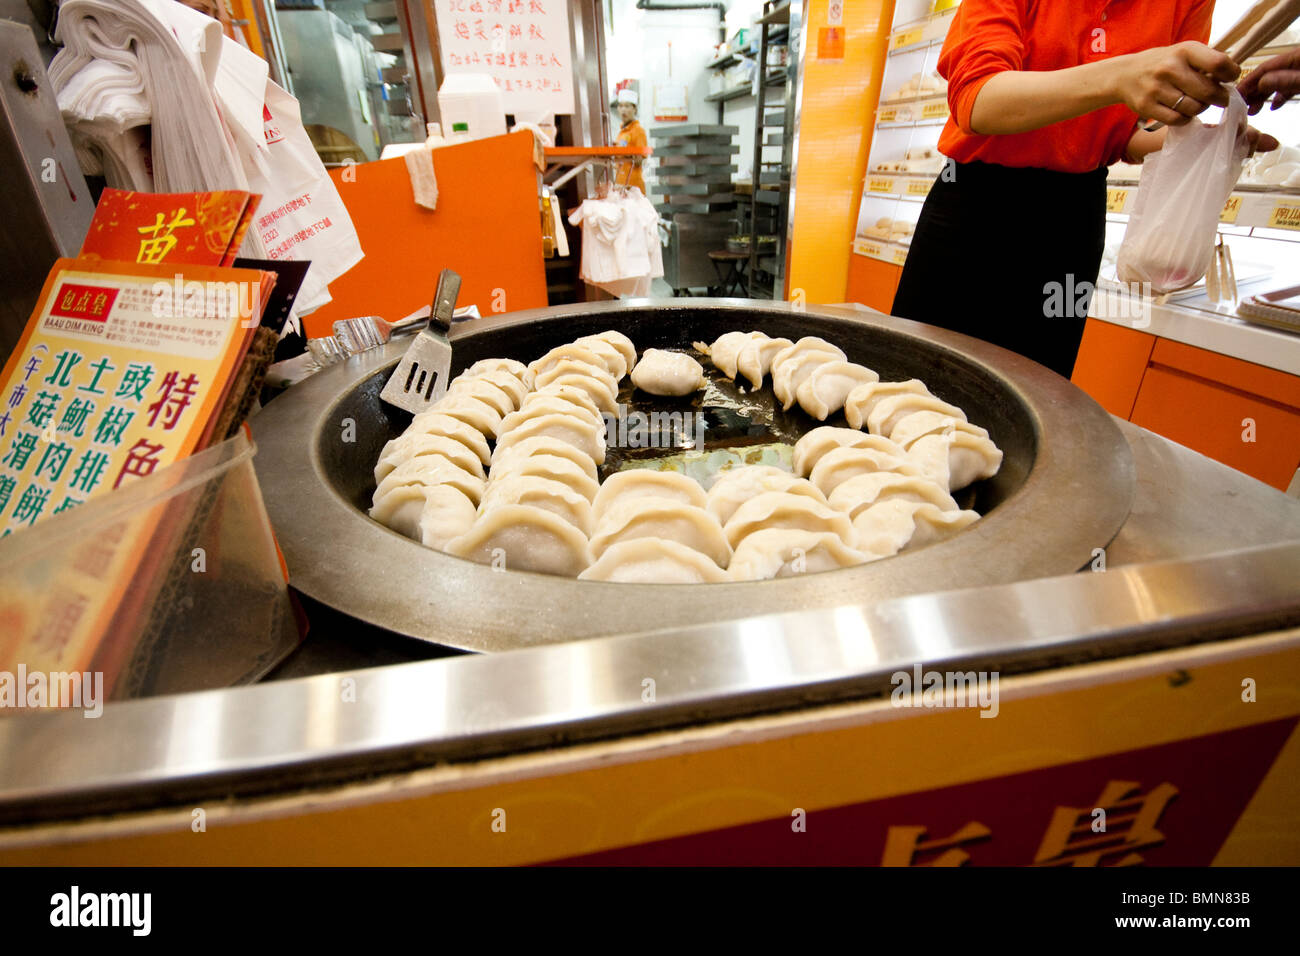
[747,0,797,298]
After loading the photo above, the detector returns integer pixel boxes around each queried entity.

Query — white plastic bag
[1117,90,1250,295]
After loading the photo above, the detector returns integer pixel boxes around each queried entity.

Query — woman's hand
[1246,125,1280,155]
[1238,48,1300,113]
[1111,41,1239,126]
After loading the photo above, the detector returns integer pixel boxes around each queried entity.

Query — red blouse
[937,0,1215,172]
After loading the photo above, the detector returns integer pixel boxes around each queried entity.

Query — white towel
[50,0,364,313]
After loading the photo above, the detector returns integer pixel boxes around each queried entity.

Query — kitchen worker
[613,89,648,195]
[1239,45,1300,112]
[891,0,1276,379]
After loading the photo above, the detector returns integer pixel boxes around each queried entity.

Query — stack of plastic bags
[49,0,362,314]
[567,187,663,298]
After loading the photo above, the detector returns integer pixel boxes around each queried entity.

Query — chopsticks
[1140,0,1300,132]
[1215,0,1300,62]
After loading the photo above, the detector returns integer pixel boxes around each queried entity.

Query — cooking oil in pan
[601,359,806,487]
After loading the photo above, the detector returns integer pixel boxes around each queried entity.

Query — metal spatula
[379,269,460,413]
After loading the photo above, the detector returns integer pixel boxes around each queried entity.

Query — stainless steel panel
[0,540,1296,824]
[0,19,94,361]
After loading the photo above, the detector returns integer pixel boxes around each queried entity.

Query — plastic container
[0,429,299,710]
[437,73,506,143]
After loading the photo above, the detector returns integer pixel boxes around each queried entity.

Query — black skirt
[891,160,1108,379]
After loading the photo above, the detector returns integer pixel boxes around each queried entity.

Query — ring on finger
[1172,93,1187,112]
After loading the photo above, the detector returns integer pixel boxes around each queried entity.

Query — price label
[1106,188,1130,213]
[854,239,885,259]
[920,99,949,120]
[1268,201,1300,230]
[892,27,924,50]
[867,176,896,194]
[1220,194,1243,224]
[892,246,910,265]
[878,106,900,124]
[906,179,931,197]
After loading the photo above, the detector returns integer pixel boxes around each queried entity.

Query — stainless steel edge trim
[0,540,1297,824]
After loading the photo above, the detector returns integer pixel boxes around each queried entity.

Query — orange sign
[818,26,845,59]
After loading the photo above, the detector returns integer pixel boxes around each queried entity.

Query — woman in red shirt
[891,0,1274,377]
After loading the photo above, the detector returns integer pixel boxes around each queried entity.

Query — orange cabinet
[1073,318,1300,491]
[846,254,901,315]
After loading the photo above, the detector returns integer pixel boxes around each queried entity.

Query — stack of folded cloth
[48,0,364,313]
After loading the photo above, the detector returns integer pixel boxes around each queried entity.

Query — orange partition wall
[786,1,894,303]
[302,130,548,338]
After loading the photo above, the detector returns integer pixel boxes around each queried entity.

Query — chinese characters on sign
[880,780,1181,867]
[434,0,575,116]
[0,261,259,537]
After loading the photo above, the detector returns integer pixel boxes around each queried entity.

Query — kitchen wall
[604,0,768,182]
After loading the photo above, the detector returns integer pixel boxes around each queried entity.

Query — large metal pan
[251,300,1135,652]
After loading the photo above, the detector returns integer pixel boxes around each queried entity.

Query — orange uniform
[937,0,1215,173]
[616,119,647,194]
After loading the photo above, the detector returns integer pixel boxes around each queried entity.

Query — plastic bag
[1117,90,1250,295]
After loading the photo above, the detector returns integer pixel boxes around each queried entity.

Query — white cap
[615,89,638,106]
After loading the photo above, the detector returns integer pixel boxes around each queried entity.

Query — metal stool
[707,250,749,297]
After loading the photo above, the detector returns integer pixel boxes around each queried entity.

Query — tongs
[1205,235,1238,307]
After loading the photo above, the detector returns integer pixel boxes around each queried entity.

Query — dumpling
[578,538,731,583]
[867,394,968,439]
[446,504,592,577]
[792,426,907,477]
[851,499,980,558]
[586,330,637,373]
[369,482,477,546]
[889,410,991,450]
[705,466,827,526]
[402,412,492,465]
[523,384,606,424]
[591,470,709,523]
[771,336,845,372]
[697,331,762,379]
[444,375,515,417]
[374,455,485,506]
[533,358,619,400]
[488,452,600,503]
[907,431,1004,491]
[374,432,487,484]
[771,341,846,410]
[729,529,870,581]
[420,395,503,438]
[499,398,604,436]
[529,343,613,383]
[493,412,607,466]
[631,349,705,396]
[416,484,479,549]
[808,445,922,498]
[480,474,594,535]
[844,379,931,431]
[722,491,855,549]
[490,435,599,484]
[588,496,732,567]
[455,369,527,409]
[462,358,530,386]
[541,371,619,414]
[794,361,881,421]
[572,335,630,380]
[826,471,958,519]
[736,334,793,390]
